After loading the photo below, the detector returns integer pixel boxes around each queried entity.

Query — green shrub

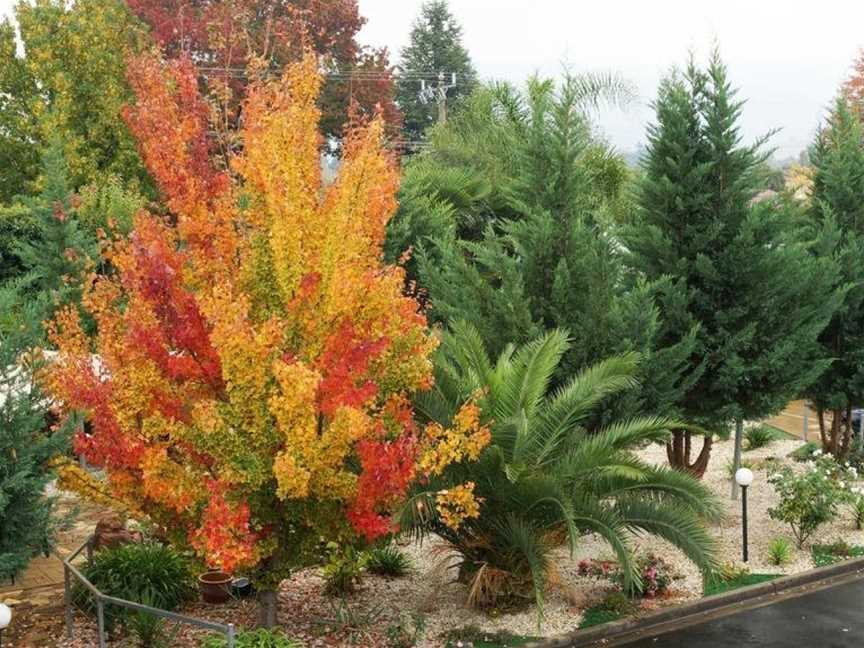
[811,540,864,567]
[367,543,413,577]
[789,442,820,462]
[82,542,195,609]
[578,591,637,629]
[744,426,785,451]
[322,543,366,596]
[766,538,793,566]
[78,542,194,633]
[767,453,856,547]
[199,628,303,648]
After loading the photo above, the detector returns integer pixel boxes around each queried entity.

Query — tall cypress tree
[0,286,71,583]
[626,52,841,479]
[803,99,864,457]
[396,0,477,141]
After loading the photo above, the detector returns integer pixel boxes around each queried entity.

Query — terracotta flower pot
[198,571,232,604]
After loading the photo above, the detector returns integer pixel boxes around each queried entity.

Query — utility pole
[419,72,457,126]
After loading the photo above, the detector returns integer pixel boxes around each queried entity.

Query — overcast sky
[2,0,862,159]
[358,0,864,159]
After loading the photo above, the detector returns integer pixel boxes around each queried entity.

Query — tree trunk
[730,418,743,500]
[831,408,842,457]
[667,430,713,479]
[842,403,854,457]
[257,590,278,627]
[818,408,828,449]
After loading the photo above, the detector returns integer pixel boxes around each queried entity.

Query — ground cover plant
[811,540,864,567]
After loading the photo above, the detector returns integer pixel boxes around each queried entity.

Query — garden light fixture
[0,602,11,647]
[735,467,754,562]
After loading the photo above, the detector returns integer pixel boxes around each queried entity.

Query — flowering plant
[768,451,858,548]
[578,554,681,598]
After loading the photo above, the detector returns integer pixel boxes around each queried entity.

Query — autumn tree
[0,0,151,199]
[126,0,401,142]
[47,53,486,625]
[844,49,864,111]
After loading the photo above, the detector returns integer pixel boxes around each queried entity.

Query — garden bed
[48,435,864,648]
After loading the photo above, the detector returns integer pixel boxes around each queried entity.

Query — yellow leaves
[419,397,491,477]
[270,359,367,502]
[436,482,482,531]
[140,445,202,513]
[199,282,282,436]
[234,53,322,302]
[53,458,143,516]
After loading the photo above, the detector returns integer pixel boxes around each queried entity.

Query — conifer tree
[0,287,71,583]
[402,76,695,421]
[15,139,97,327]
[396,0,477,141]
[626,52,841,478]
[803,98,864,457]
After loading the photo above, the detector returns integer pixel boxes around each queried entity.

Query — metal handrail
[62,537,236,648]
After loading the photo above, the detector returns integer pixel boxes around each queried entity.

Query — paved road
[620,579,864,647]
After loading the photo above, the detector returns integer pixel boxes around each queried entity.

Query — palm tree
[402,322,721,611]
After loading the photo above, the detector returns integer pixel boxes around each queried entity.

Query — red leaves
[123,217,224,392]
[124,55,227,220]
[190,480,259,572]
[348,435,418,541]
[316,320,389,416]
[59,361,144,470]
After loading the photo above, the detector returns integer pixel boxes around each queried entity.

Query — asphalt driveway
[620,578,864,647]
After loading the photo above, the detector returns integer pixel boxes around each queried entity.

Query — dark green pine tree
[15,138,97,328]
[625,52,841,479]
[0,285,72,583]
[408,76,696,422]
[395,0,477,141]
[803,98,864,458]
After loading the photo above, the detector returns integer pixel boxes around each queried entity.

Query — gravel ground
[50,435,864,648]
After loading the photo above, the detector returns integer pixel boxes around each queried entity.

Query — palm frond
[615,498,720,578]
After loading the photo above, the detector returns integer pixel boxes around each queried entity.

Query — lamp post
[735,467,754,562]
[0,602,12,647]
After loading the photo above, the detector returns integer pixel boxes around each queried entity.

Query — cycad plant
[402,322,721,611]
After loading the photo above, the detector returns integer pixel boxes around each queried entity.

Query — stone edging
[529,557,864,648]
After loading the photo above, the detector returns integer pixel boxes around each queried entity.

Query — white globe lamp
[0,602,11,647]
[735,467,754,562]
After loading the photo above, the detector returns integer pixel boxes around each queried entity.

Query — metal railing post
[63,536,238,643]
[64,563,73,639]
[96,598,106,648]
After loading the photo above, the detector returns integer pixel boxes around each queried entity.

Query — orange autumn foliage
[46,52,488,576]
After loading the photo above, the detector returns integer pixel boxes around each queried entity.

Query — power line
[194,66,463,83]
